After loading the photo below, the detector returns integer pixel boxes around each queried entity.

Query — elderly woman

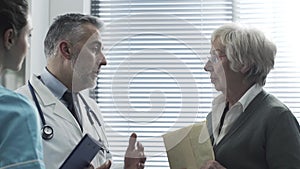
[202,23,300,169]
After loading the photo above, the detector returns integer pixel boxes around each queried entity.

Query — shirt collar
[212,84,262,112]
[40,67,68,99]
[238,84,263,111]
[212,92,226,106]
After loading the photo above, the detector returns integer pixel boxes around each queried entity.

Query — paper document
[162,121,214,169]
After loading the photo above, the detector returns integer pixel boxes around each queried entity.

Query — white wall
[27,0,91,81]
[49,0,91,23]
[26,0,49,80]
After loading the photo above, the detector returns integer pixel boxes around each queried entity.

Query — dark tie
[62,91,82,130]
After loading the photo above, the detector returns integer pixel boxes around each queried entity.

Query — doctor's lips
[93,66,102,75]
[92,59,106,75]
[93,69,100,75]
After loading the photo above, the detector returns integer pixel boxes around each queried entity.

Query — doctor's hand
[200,160,226,169]
[124,133,146,169]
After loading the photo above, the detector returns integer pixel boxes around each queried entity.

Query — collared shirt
[40,68,82,125]
[211,84,263,145]
[40,68,68,100]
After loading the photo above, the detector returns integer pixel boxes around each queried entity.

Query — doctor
[17,13,146,169]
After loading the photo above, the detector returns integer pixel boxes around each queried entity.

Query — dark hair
[0,0,29,38]
[44,13,104,58]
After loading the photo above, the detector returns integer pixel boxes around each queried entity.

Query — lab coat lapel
[30,75,81,129]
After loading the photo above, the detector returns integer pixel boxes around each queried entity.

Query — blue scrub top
[0,85,45,169]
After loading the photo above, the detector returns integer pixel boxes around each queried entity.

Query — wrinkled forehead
[87,31,102,43]
[211,37,219,47]
[211,37,225,52]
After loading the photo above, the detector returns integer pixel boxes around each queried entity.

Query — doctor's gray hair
[211,23,277,85]
[44,13,104,59]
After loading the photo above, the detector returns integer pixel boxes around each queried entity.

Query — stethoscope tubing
[28,80,47,126]
[78,94,102,127]
[28,79,110,155]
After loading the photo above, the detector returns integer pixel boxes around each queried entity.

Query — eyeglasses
[208,48,226,64]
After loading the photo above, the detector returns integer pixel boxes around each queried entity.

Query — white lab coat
[16,75,110,169]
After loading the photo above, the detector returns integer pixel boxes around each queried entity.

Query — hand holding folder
[162,121,214,169]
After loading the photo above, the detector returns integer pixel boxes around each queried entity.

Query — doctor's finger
[137,141,144,152]
[127,132,137,151]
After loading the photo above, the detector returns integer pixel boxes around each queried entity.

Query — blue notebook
[59,134,103,169]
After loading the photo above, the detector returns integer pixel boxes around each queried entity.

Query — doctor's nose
[99,53,107,66]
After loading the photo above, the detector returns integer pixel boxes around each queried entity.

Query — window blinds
[91,0,300,168]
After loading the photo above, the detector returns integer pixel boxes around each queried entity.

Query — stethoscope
[28,80,111,156]
[28,80,54,140]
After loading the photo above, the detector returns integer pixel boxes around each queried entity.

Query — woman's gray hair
[44,13,104,59]
[211,23,277,85]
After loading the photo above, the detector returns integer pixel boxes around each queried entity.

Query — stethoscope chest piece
[41,125,54,140]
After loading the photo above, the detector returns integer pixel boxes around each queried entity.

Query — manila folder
[162,121,214,169]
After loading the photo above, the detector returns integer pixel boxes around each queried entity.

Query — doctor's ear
[59,41,72,60]
[3,28,16,50]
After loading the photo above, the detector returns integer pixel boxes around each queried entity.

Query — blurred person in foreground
[0,0,45,168]
[17,13,146,169]
[201,23,300,169]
